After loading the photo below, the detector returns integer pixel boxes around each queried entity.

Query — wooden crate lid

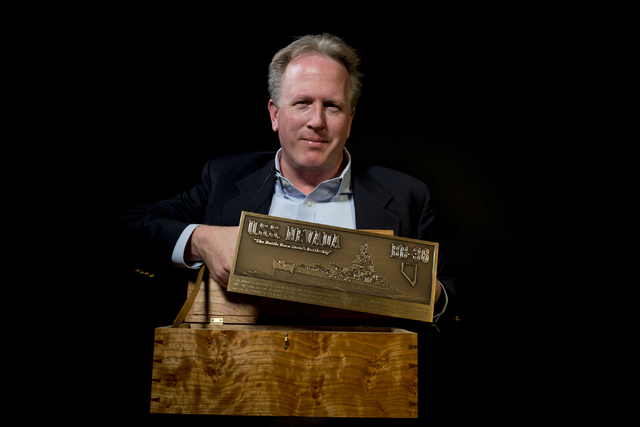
[183,275,397,325]
[180,230,395,326]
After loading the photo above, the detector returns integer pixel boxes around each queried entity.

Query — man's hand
[185,225,239,287]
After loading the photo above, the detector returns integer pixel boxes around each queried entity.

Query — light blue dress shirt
[268,148,356,229]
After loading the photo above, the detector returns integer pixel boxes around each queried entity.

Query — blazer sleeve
[115,160,214,268]
[115,152,275,272]
[415,183,458,324]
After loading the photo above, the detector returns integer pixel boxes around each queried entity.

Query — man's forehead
[282,54,350,98]
[286,53,347,72]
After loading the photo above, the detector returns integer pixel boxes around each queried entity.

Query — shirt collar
[274,148,353,199]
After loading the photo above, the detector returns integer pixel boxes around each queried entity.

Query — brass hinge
[210,317,224,325]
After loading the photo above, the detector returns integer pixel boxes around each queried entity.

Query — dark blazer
[118,151,456,314]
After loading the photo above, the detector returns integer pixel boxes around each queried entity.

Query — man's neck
[279,152,347,196]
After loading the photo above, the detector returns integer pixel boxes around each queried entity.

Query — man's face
[268,54,355,179]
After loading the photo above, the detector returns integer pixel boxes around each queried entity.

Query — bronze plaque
[228,212,439,322]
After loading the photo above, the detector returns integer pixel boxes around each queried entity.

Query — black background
[79,12,592,425]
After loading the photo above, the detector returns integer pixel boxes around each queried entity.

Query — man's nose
[308,103,325,131]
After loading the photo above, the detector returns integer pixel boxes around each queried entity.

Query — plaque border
[228,211,438,322]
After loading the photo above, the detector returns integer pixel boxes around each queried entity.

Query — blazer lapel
[221,160,276,225]
[352,171,400,235]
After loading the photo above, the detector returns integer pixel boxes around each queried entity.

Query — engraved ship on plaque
[248,239,403,299]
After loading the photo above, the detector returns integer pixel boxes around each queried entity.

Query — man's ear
[268,99,279,132]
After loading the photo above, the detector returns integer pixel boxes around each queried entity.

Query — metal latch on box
[210,317,224,325]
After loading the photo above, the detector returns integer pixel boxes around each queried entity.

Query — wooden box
[150,229,419,417]
[150,323,417,417]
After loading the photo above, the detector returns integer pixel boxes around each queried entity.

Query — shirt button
[306,201,312,207]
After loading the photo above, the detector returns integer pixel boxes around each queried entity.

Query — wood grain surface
[150,325,418,417]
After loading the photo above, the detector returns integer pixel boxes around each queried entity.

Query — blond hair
[268,34,363,109]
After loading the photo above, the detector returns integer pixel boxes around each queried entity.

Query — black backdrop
[91,19,583,425]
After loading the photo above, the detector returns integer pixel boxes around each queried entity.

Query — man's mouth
[301,137,328,143]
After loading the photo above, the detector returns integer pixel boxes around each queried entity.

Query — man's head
[268,34,363,111]
[267,34,362,187]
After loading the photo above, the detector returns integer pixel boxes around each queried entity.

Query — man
[118,34,455,322]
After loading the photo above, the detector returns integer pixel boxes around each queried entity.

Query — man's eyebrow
[292,96,347,107]
[324,98,347,106]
